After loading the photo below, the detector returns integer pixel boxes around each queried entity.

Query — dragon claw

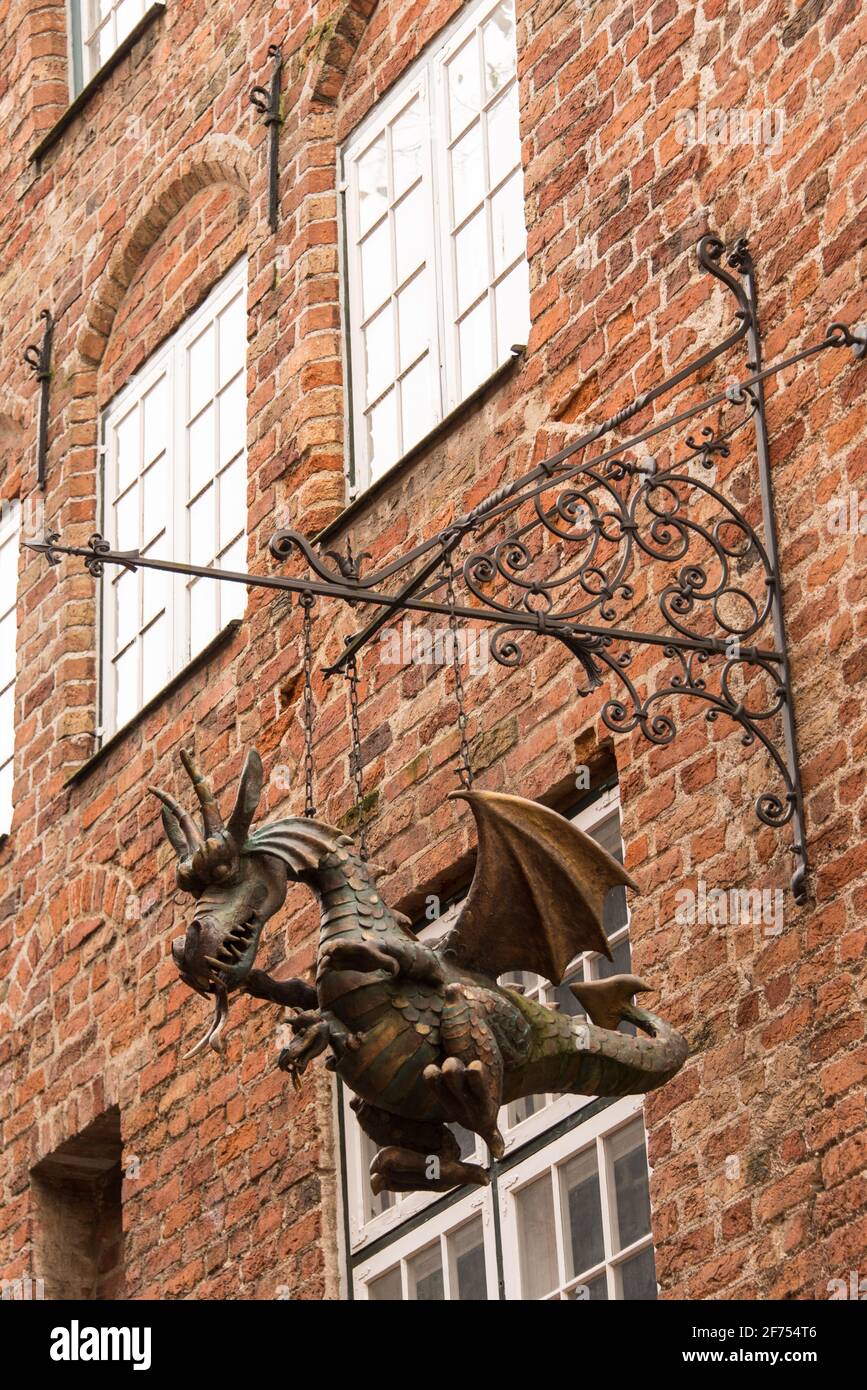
[423,1059,505,1160]
[319,939,399,976]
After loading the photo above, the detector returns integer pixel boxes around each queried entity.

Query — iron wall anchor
[249,44,284,234]
[23,309,54,490]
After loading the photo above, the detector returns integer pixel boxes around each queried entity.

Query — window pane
[188,325,215,419]
[393,183,425,286]
[218,294,246,387]
[0,614,14,689]
[448,33,481,136]
[114,483,139,551]
[458,299,492,395]
[598,933,632,980]
[397,271,430,372]
[141,537,168,628]
[450,1124,476,1161]
[400,356,435,452]
[487,83,520,189]
[0,686,13,761]
[594,811,623,860]
[494,256,529,360]
[364,303,396,404]
[219,458,246,551]
[0,758,12,837]
[507,1090,544,1127]
[0,539,17,613]
[482,0,517,99]
[116,0,140,45]
[455,208,488,314]
[188,405,216,499]
[407,1243,444,1301]
[114,643,139,729]
[218,374,246,469]
[516,1173,559,1298]
[450,1218,487,1300]
[142,455,167,546]
[366,390,399,480]
[451,120,484,227]
[368,1266,402,1301]
[189,486,215,567]
[562,1147,605,1277]
[114,567,137,652]
[491,169,525,277]
[141,616,168,703]
[357,136,388,235]
[609,1120,651,1250]
[360,220,392,315]
[619,1244,657,1300]
[143,378,166,465]
[391,99,423,199]
[115,408,140,494]
[189,578,217,652]
[218,537,247,623]
[569,1273,608,1300]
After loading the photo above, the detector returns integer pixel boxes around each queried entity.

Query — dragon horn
[148,785,204,853]
[180,748,223,839]
[226,749,264,845]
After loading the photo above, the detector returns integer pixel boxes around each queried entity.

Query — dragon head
[150,748,342,1057]
[150,748,289,1053]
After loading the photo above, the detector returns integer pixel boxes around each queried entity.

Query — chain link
[300,593,316,818]
[345,654,369,860]
[444,553,473,790]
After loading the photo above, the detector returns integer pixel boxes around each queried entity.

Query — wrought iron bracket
[23,308,54,490]
[249,44,284,233]
[27,238,866,901]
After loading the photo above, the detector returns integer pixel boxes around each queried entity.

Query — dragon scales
[152,750,688,1194]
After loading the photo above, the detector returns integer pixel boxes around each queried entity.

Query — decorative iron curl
[84,533,138,576]
[596,642,797,831]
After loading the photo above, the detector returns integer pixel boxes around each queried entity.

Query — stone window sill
[317,348,526,545]
[31,3,166,165]
[64,618,242,788]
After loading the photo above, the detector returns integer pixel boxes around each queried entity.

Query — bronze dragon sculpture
[152,749,687,1194]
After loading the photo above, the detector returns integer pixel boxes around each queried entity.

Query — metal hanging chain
[300,593,316,819]
[345,654,369,861]
[444,554,473,790]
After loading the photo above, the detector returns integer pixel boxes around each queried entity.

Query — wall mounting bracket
[23,308,54,491]
[27,238,866,900]
[249,44,284,233]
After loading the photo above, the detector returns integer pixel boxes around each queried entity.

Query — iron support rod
[23,309,54,491]
[24,535,784,668]
[739,248,809,903]
[249,45,283,233]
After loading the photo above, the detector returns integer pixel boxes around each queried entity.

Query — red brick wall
[0,0,865,1300]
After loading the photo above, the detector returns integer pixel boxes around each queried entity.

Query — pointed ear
[227,749,264,844]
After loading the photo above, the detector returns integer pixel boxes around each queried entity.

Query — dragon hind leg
[351,1098,489,1195]
[423,983,505,1159]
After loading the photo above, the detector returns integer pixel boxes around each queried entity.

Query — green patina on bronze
[151,749,688,1195]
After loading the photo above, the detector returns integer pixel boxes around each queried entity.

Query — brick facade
[0,0,865,1300]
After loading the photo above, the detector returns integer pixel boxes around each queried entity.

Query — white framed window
[341,0,529,492]
[357,1192,498,1300]
[342,785,657,1299]
[100,259,248,739]
[67,1,158,97]
[499,1103,656,1300]
[0,500,20,836]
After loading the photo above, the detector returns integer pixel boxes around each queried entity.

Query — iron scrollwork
[26,237,866,901]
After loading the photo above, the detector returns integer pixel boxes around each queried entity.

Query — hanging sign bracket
[27,238,867,901]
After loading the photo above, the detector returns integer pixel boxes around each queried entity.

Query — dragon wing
[438,791,638,984]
